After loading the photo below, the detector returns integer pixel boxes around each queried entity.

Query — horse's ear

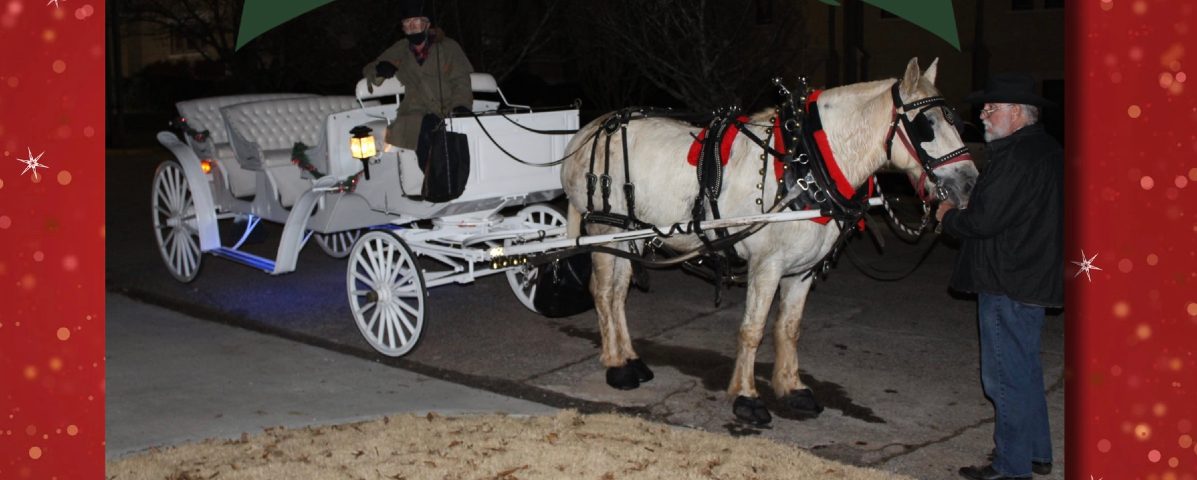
[901,57,922,96]
[923,58,939,85]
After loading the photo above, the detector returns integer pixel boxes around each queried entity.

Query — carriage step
[210,247,276,273]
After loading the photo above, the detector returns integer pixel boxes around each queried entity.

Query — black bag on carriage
[533,253,594,318]
[416,113,470,202]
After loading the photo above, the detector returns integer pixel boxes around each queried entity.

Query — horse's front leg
[728,264,784,425]
[772,274,824,415]
[591,250,652,390]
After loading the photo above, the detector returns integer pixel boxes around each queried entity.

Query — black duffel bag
[416,113,470,202]
[532,253,594,318]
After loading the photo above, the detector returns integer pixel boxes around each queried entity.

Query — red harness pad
[681,106,872,229]
[686,115,748,166]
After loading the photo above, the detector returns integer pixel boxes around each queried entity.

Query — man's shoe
[959,464,1031,480]
[986,451,1053,475]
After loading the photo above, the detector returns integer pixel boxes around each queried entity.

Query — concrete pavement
[105,293,556,459]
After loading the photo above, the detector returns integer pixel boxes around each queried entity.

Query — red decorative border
[2,1,1194,478]
[1069,1,1197,478]
[0,1,106,478]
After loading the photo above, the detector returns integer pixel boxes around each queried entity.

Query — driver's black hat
[399,0,433,23]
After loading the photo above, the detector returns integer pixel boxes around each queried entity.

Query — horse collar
[785,90,875,225]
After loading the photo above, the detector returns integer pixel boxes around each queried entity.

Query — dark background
[105,0,1065,147]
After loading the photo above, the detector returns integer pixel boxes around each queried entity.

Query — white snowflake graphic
[1072,250,1103,282]
[17,147,49,180]
[46,0,64,8]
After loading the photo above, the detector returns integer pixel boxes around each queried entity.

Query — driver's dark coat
[942,123,1063,308]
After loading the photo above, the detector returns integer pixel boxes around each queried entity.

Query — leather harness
[579,78,971,280]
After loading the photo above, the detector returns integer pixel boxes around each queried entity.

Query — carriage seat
[353,72,516,112]
[222,96,361,208]
[175,93,315,197]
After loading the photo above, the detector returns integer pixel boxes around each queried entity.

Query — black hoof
[627,358,654,383]
[606,365,640,390]
[780,388,824,415]
[733,396,772,426]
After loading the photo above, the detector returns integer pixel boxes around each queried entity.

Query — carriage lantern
[349,125,376,180]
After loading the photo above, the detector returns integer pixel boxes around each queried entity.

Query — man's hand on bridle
[935,201,956,223]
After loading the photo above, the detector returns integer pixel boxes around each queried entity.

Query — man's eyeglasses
[979,104,1012,117]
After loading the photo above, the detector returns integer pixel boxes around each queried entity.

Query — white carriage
[154,73,579,357]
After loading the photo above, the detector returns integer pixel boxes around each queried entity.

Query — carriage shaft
[491,197,883,259]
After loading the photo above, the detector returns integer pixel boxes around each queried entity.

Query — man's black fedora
[965,73,1055,107]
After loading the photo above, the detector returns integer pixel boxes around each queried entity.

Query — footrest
[210,247,276,273]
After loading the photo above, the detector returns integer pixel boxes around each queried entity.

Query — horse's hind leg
[591,249,649,390]
[728,264,784,426]
[772,275,824,415]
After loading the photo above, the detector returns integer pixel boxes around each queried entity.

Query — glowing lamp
[200,159,213,174]
[349,125,376,180]
[349,126,376,159]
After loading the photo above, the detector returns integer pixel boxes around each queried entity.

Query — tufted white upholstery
[176,94,314,197]
[222,96,360,207]
[177,93,315,147]
[222,96,359,170]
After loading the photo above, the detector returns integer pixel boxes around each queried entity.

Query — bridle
[883,82,973,202]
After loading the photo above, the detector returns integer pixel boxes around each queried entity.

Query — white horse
[561,58,978,424]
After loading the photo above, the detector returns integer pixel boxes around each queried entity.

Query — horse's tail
[567,201,582,239]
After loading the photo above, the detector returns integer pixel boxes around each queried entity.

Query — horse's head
[885,58,979,208]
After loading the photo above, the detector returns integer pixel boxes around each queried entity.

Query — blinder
[884,82,972,200]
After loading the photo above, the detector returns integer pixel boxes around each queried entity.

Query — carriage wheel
[151,161,203,282]
[316,229,362,258]
[505,204,568,312]
[347,230,427,357]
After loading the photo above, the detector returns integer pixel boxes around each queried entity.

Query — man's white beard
[983,120,1012,142]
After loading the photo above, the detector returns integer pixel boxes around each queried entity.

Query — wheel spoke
[355,253,379,282]
[179,234,193,274]
[156,188,174,215]
[375,302,388,342]
[395,303,418,337]
[395,271,418,293]
[169,167,184,211]
[382,241,395,288]
[382,304,400,349]
[365,304,381,335]
[171,231,184,274]
[395,298,420,318]
[352,271,377,290]
[368,238,386,285]
[395,302,414,344]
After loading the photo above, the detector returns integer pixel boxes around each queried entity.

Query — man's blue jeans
[978,293,1053,477]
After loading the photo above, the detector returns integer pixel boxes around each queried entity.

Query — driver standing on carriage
[362,0,474,150]
[935,73,1062,480]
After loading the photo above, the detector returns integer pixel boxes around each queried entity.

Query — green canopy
[235,0,335,50]
[819,0,961,50]
[236,0,961,52]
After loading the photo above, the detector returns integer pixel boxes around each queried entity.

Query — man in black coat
[936,73,1063,480]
